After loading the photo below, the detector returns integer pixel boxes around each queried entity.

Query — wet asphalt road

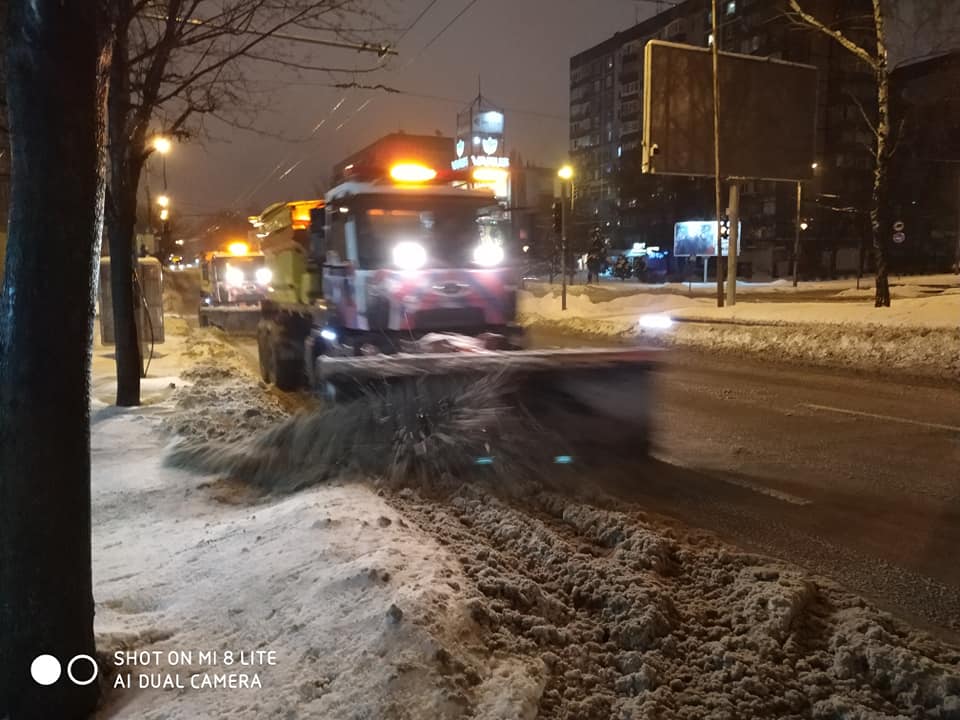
[230,328,960,640]
[528,327,960,640]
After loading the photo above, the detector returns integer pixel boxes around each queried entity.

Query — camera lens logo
[31,655,98,686]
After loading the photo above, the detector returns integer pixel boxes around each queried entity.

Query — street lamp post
[558,165,574,311]
[793,162,818,287]
[152,136,173,256]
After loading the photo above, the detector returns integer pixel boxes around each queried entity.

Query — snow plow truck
[254,161,659,457]
[198,242,270,334]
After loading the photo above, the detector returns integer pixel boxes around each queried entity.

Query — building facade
[890,51,960,274]
[569,0,881,278]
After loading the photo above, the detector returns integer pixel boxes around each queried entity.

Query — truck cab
[200,245,270,306]
[255,161,520,390]
[319,174,517,351]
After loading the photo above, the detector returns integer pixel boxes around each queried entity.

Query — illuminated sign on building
[451,155,510,171]
[454,96,509,199]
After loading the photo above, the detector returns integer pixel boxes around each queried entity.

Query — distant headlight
[393,241,427,270]
[638,313,673,330]
[255,267,272,285]
[225,265,245,287]
[473,243,504,267]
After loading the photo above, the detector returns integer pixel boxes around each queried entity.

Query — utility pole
[726,183,739,306]
[793,180,802,286]
[558,165,574,311]
[710,0,724,307]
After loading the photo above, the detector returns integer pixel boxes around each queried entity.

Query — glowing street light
[800,221,809,231]
[159,208,170,222]
[157,195,170,208]
[152,136,173,155]
[557,165,574,181]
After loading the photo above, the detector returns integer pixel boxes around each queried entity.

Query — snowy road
[227,329,960,636]
[530,327,960,638]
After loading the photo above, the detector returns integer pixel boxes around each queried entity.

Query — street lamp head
[558,165,574,181]
[159,208,170,222]
[800,221,809,231]
[811,162,819,170]
[157,195,170,208]
[153,136,173,155]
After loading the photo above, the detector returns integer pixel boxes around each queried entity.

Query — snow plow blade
[198,306,262,336]
[316,347,662,461]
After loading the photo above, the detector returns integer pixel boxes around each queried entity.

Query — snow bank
[91,327,543,719]
[524,273,960,299]
[519,290,960,380]
[391,486,960,719]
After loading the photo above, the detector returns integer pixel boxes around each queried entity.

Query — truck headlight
[225,265,245,287]
[473,243,504,267]
[255,267,272,285]
[393,241,427,270]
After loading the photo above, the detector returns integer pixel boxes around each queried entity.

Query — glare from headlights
[473,243,504,267]
[255,267,272,285]
[393,241,427,270]
[638,313,674,330]
[320,328,338,342]
[224,265,245,287]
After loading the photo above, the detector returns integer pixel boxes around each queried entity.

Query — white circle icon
[30,655,62,686]
[67,655,99,686]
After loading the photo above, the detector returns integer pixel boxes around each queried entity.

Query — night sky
[161,0,957,222]
[164,0,649,219]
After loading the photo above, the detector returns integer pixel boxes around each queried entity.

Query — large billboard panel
[643,41,818,182]
[673,220,741,257]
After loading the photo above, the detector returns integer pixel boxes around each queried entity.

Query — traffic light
[719,216,731,243]
[552,200,563,235]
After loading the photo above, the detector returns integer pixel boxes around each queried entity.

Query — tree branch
[787,0,878,70]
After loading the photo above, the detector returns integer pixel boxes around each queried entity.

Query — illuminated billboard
[473,110,504,135]
[673,220,741,257]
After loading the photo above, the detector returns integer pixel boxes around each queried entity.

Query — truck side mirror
[309,207,326,259]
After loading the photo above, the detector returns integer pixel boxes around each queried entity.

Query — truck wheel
[257,328,273,383]
[272,338,302,392]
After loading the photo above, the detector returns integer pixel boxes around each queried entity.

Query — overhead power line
[143,13,398,55]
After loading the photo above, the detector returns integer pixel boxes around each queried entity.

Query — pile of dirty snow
[92,326,545,719]
[390,485,960,719]
[159,329,288,443]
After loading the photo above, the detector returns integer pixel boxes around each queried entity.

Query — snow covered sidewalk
[520,288,960,381]
[85,319,960,719]
[89,325,543,719]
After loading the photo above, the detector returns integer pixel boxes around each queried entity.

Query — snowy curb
[520,313,960,382]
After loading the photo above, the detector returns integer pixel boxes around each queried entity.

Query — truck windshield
[353,195,506,269]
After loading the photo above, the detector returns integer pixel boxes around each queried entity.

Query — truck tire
[272,340,301,391]
[257,325,273,383]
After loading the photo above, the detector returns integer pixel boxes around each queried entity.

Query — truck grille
[413,308,486,330]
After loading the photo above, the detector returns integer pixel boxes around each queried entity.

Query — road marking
[719,476,813,506]
[802,403,960,434]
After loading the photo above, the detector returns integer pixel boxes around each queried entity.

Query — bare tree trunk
[106,0,142,406]
[0,0,106,716]
[871,0,892,307]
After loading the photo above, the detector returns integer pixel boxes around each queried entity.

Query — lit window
[726,0,736,15]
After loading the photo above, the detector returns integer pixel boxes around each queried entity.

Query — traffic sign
[893,231,906,244]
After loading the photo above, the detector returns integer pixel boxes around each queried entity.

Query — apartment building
[570,0,878,277]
